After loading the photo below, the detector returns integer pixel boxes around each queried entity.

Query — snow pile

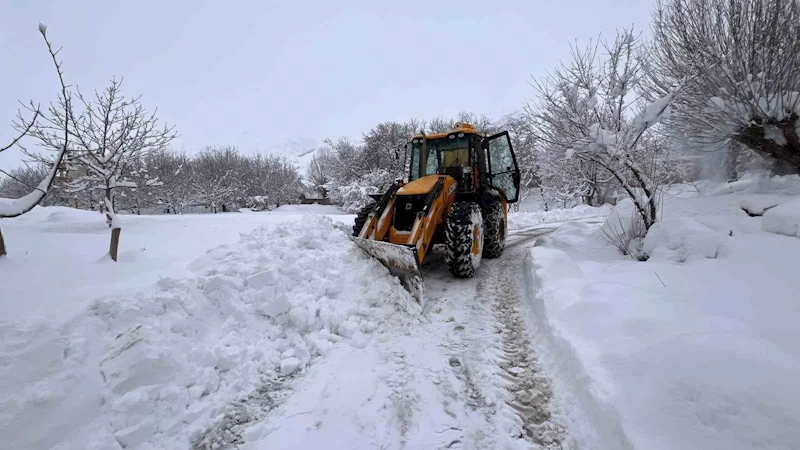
[643,217,725,262]
[741,196,780,216]
[596,198,642,238]
[0,217,412,449]
[706,172,800,196]
[524,181,800,449]
[508,203,611,230]
[762,197,800,237]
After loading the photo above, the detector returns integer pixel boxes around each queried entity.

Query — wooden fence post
[110,227,121,262]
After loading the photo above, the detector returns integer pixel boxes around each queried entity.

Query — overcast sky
[0,0,652,168]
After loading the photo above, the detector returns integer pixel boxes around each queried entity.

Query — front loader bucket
[351,237,425,309]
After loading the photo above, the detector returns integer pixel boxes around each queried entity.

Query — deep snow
[0,206,352,322]
[1,204,568,450]
[0,212,415,449]
[526,175,800,450]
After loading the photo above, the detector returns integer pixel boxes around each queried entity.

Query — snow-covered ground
[5,179,799,449]
[0,206,415,449]
[1,203,567,450]
[509,204,613,230]
[0,205,352,322]
[526,174,800,450]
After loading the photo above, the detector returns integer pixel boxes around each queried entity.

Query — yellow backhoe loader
[352,123,521,308]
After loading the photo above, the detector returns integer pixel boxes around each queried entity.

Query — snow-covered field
[0,205,420,449]
[0,205,352,322]
[526,174,800,450]
[4,180,800,450]
[509,204,613,230]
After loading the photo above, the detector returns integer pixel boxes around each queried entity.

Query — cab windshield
[409,134,470,180]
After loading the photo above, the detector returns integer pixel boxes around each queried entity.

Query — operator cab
[407,122,521,203]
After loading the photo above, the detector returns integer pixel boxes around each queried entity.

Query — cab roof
[411,122,484,141]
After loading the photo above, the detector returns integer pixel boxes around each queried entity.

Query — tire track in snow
[479,230,566,448]
[419,226,566,449]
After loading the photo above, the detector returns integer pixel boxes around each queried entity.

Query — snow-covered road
[232,226,568,450]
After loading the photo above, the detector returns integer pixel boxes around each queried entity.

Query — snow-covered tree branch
[526,28,681,234]
[1,24,70,220]
[25,78,176,226]
[646,0,800,173]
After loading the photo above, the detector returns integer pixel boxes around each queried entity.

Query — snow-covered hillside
[525,174,800,450]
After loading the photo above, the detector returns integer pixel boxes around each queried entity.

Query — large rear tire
[445,201,483,278]
[352,202,376,237]
[483,197,506,259]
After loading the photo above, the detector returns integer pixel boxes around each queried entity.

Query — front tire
[352,202,376,236]
[483,197,506,259]
[445,201,483,278]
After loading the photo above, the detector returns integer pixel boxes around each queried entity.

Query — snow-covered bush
[762,198,800,238]
[643,217,724,262]
[598,198,649,260]
[329,169,394,213]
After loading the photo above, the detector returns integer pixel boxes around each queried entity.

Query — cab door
[484,131,521,203]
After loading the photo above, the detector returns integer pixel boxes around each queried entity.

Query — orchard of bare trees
[4,0,800,260]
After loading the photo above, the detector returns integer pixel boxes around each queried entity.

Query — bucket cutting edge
[351,237,425,309]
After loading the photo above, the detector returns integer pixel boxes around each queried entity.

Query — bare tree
[306,147,332,197]
[22,76,175,260]
[146,149,193,213]
[1,24,71,257]
[527,28,681,235]
[503,113,541,204]
[192,147,237,213]
[646,0,800,173]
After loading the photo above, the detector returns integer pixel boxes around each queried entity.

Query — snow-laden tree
[362,120,421,178]
[527,28,681,234]
[25,78,176,226]
[646,0,800,173]
[306,147,332,198]
[243,153,303,209]
[192,146,237,213]
[142,149,193,214]
[502,113,540,205]
[1,24,71,257]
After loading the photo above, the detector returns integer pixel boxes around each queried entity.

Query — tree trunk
[737,120,800,174]
[725,142,740,181]
[0,227,6,258]
[110,227,121,262]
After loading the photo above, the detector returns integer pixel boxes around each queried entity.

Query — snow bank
[0,205,354,322]
[272,204,344,215]
[643,217,725,262]
[508,204,612,230]
[525,187,800,449]
[762,197,800,238]
[0,217,412,449]
[597,198,642,239]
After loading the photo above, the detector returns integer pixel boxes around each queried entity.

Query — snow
[597,197,643,239]
[508,203,612,230]
[525,176,800,450]
[0,211,413,449]
[762,197,800,237]
[642,216,724,262]
[0,205,352,322]
[0,176,50,217]
[741,196,780,216]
